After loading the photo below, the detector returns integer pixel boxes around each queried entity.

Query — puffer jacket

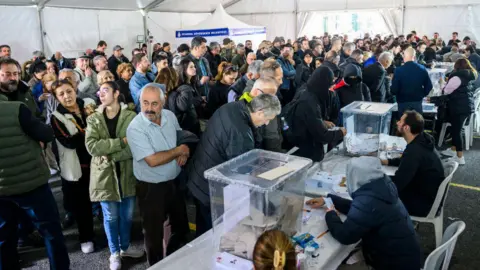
[85,104,137,202]
[326,176,422,270]
[187,101,256,205]
[165,84,201,135]
[336,64,372,108]
[446,69,477,116]
[295,62,313,88]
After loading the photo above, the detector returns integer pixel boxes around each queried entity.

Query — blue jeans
[0,184,69,270]
[398,101,423,116]
[100,197,135,254]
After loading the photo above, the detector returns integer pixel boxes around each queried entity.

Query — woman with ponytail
[206,61,239,117]
[253,230,297,270]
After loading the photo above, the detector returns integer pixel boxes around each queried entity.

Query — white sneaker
[120,247,144,258]
[441,148,456,157]
[109,252,122,270]
[80,242,94,254]
[447,156,466,165]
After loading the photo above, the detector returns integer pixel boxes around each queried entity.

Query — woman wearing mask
[206,62,239,116]
[440,58,478,165]
[50,79,95,254]
[306,157,421,270]
[168,59,202,135]
[85,81,143,270]
[253,230,297,270]
[115,63,134,108]
[336,64,371,108]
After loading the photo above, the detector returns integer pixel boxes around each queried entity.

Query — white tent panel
[403,5,480,41]
[0,0,34,6]
[148,12,211,47]
[233,13,296,42]
[43,7,144,59]
[46,0,152,10]
[0,6,42,64]
[298,0,401,12]
[226,0,295,14]
[152,0,230,13]
[404,0,480,7]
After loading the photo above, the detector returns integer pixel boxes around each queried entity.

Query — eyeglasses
[96,87,110,97]
[224,65,239,72]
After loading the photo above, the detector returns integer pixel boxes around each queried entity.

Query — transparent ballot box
[427,68,447,96]
[204,149,312,262]
[341,101,395,156]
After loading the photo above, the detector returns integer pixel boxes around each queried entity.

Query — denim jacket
[277,57,296,90]
[129,71,156,112]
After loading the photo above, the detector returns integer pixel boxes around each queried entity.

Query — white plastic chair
[411,161,459,247]
[473,90,480,133]
[437,114,474,150]
[423,221,466,270]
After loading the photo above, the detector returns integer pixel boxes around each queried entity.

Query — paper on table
[215,252,254,270]
[257,166,294,180]
[223,185,250,233]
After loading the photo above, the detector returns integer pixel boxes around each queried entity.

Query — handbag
[430,95,449,121]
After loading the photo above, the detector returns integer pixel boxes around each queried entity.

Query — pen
[316,230,330,239]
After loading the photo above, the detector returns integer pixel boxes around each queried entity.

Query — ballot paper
[215,252,254,270]
[345,133,380,155]
[257,166,294,180]
[308,171,344,190]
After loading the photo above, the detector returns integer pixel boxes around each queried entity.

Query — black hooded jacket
[295,61,314,88]
[283,67,343,162]
[388,132,445,217]
[336,64,371,108]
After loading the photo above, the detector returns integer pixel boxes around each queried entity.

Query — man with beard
[93,55,109,73]
[127,84,190,266]
[381,111,444,218]
[0,58,37,114]
[0,45,11,58]
[245,40,254,54]
[130,53,155,112]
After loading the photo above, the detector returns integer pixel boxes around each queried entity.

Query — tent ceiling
[152,0,231,12]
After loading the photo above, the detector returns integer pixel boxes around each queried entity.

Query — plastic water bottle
[281,117,289,131]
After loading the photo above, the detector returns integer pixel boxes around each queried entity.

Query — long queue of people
[0,29,477,270]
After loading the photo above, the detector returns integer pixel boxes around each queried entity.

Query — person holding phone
[306,157,421,270]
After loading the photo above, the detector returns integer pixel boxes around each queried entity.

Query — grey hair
[331,37,341,44]
[248,94,281,118]
[260,61,281,78]
[248,60,263,75]
[59,68,80,84]
[253,77,278,90]
[237,43,245,49]
[32,50,45,58]
[210,42,220,50]
[343,42,356,52]
[378,52,394,63]
[93,55,106,63]
[140,83,165,102]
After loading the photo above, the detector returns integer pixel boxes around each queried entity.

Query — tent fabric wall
[0,6,42,64]
[42,7,144,60]
[233,13,296,42]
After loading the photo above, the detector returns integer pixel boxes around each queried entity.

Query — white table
[149,197,357,270]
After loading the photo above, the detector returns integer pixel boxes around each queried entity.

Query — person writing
[307,157,422,270]
[381,111,444,217]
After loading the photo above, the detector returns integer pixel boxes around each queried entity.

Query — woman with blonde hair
[253,229,296,270]
[115,63,134,106]
[206,62,239,116]
[97,70,115,85]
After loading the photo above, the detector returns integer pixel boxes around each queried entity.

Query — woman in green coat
[85,81,143,270]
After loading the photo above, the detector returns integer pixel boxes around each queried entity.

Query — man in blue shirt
[391,47,432,115]
[126,83,190,266]
[129,53,155,112]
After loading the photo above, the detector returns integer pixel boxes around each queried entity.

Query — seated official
[307,157,422,270]
[381,111,445,217]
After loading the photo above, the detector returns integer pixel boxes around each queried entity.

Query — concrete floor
[21,140,480,270]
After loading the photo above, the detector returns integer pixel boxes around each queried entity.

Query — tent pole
[294,0,298,38]
[143,13,149,58]
[401,0,405,35]
[37,6,46,54]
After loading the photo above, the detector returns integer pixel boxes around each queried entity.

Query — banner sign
[176,28,229,38]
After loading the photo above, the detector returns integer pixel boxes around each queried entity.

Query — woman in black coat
[206,62,239,117]
[440,58,478,165]
[115,63,134,107]
[167,58,202,135]
[307,157,422,270]
[295,49,315,88]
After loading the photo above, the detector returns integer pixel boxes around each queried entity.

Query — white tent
[174,4,266,49]
[0,0,479,64]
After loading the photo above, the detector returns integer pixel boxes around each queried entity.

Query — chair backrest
[425,161,459,219]
[423,221,466,270]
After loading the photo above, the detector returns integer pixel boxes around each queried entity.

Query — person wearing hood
[336,64,371,108]
[187,94,281,236]
[283,67,345,162]
[306,157,422,270]
[295,49,315,88]
[439,58,478,165]
[381,111,444,217]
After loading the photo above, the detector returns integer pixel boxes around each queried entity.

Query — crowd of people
[0,29,477,270]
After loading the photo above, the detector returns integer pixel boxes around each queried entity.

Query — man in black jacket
[187,36,212,98]
[381,111,445,217]
[339,42,355,65]
[363,52,393,103]
[54,52,73,70]
[107,45,130,80]
[187,94,281,236]
[205,42,223,78]
[465,45,480,71]
[339,49,363,74]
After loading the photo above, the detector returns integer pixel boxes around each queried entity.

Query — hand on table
[381,159,389,166]
[306,197,325,209]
